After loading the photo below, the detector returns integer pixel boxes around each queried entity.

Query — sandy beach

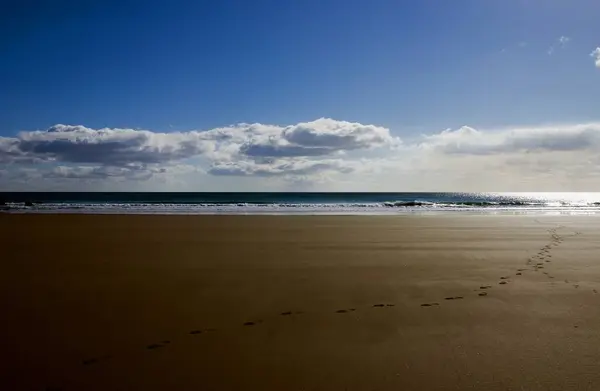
[2,214,600,390]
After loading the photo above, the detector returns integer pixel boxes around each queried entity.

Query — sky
[1,0,600,191]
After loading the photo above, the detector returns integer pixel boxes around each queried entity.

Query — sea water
[2,192,600,215]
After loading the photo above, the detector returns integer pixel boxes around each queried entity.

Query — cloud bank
[4,119,600,191]
[0,118,398,186]
[421,123,600,154]
[2,119,397,167]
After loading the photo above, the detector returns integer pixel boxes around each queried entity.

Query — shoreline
[4,208,600,216]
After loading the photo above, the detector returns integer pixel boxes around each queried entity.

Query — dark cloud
[239,143,334,157]
[44,164,168,181]
[14,124,212,166]
[208,159,356,177]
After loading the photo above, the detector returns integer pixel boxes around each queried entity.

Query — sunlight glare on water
[491,192,600,206]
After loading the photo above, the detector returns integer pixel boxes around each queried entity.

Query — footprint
[500,276,510,280]
[516,272,522,276]
[244,321,261,326]
[420,303,440,307]
[445,296,464,300]
[478,292,488,297]
[147,343,165,350]
[499,281,508,285]
[280,311,293,316]
[81,353,112,366]
[82,358,99,366]
[574,284,580,289]
[480,285,492,290]
[373,304,385,307]
[190,330,202,335]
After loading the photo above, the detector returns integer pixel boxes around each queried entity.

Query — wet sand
[1,214,600,390]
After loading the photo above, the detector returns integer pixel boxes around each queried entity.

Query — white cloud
[558,36,570,47]
[395,122,600,191]
[591,47,600,68]
[420,123,600,155]
[6,119,600,191]
[547,36,570,55]
[234,118,397,158]
[3,119,398,165]
[0,119,398,183]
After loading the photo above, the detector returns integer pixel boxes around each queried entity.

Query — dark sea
[2,192,600,215]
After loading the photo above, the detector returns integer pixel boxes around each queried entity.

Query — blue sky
[1,0,600,191]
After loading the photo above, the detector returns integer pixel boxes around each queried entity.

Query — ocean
[2,192,600,215]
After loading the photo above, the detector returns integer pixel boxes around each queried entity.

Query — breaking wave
[3,198,600,215]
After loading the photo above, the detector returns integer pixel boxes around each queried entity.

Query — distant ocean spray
[2,192,600,215]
